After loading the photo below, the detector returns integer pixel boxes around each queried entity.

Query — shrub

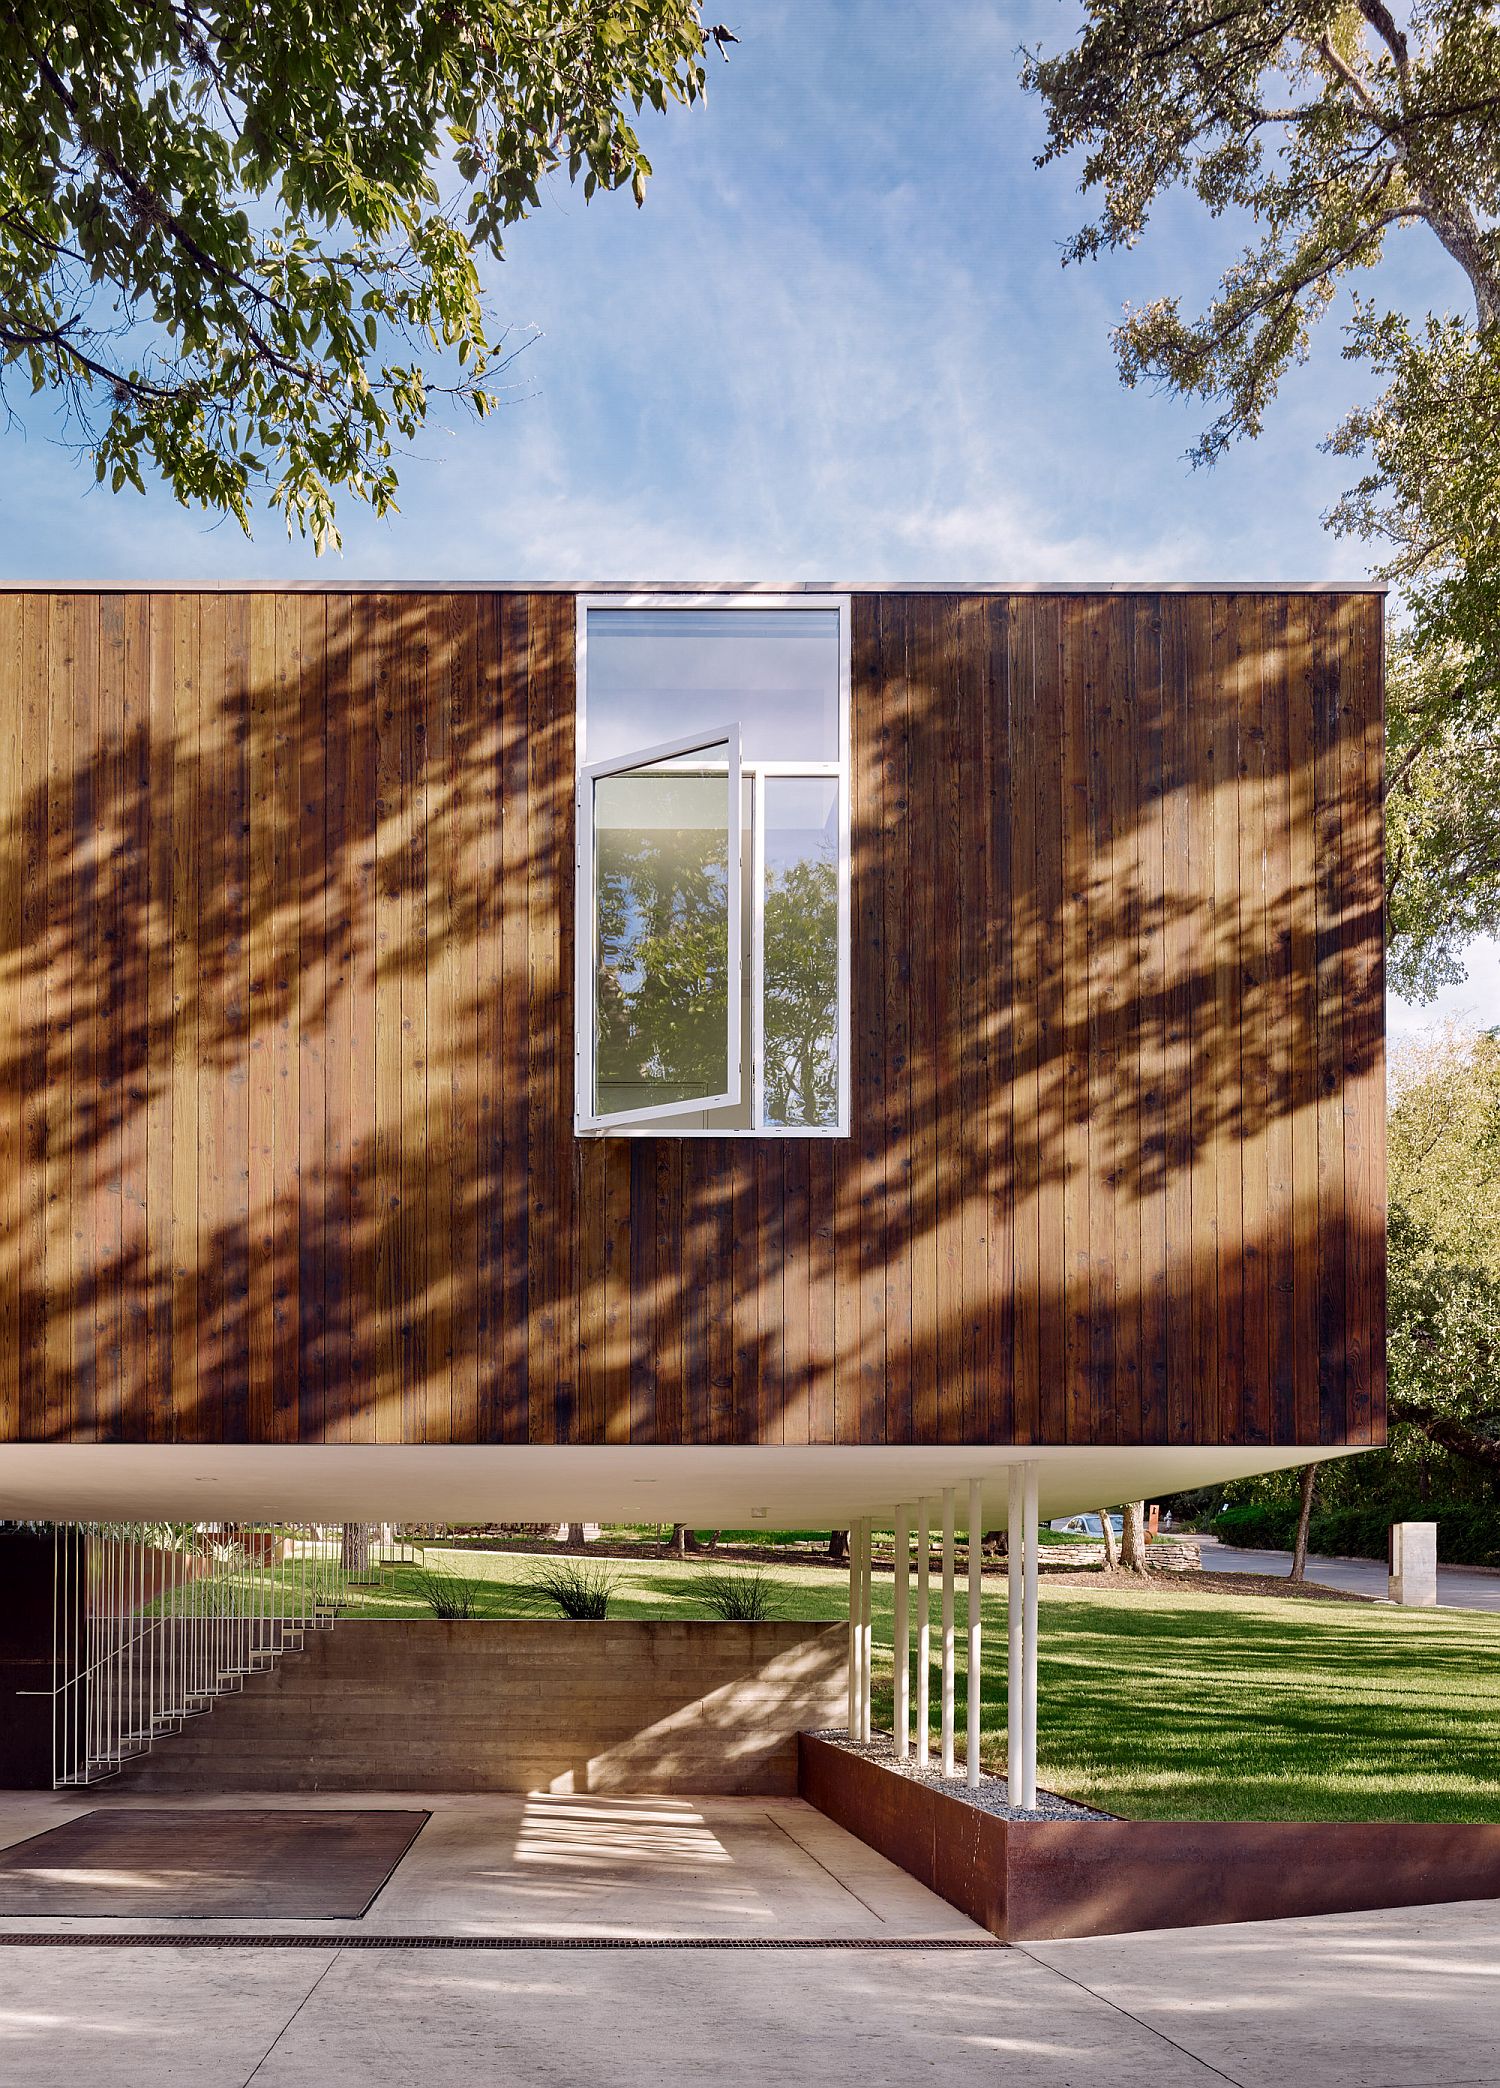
[696,1567,778,1621]
[1211,1499,1500,1567]
[414,1569,485,1619]
[525,1558,620,1619]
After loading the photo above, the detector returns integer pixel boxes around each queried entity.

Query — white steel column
[893,1504,911,1757]
[1021,1462,1040,1810]
[846,1518,861,1737]
[1007,1466,1023,1801]
[915,1499,931,1767]
[967,1477,983,1790]
[940,1486,956,1777]
[859,1517,874,1742]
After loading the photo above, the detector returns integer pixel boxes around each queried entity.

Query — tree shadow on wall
[0,588,1383,1450]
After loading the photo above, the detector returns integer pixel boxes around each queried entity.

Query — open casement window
[575,596,851,1138]
[578,729,744,1131]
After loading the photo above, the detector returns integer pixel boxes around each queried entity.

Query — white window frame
[576,724,744,1134]
[575,591,852,1139]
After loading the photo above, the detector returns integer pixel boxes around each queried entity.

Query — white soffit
[0,1442,1368,1526]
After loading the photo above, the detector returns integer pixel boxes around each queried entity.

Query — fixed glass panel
[591,740,737,1121]
[586,608,840,765]
[761,775,840,1129]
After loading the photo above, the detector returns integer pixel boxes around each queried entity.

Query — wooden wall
[0,589,1385,1448]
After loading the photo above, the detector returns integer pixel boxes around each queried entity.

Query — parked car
[1049,1513,1125,1539]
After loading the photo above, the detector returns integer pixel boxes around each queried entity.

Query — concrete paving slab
[1025,1896,1500,2088]
[0,1790,985,1940]
[0,1944,337,2088]
[246,1942,1227,2088]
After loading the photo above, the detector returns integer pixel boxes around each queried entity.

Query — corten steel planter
[798,1732,1500,1941]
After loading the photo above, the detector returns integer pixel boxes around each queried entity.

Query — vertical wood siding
[0,590,1385,1447]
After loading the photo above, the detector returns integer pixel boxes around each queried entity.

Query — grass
[326,1546,1500,1825]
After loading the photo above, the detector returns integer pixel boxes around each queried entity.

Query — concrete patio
[0,1896,1496,2087]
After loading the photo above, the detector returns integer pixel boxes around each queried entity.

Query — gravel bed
[809,1731,1110,1821]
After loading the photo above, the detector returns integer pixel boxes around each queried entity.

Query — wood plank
[984,594,1016,1443]
[143,597,176,1442]
[15,598,50,1437]
[245,593,276,1440]
[929,594,964,1444]
[851,592,887,1446]
[1089,598,1126,1440]
[59,593,96,1439]
[371,596,403,1447]
[1235,595,1272,1445]
[883,596,915,1441]
[1260,592,1298,1443]
[0,596,24,1441]
[1158,598,1195,1444]
[1313,593,1350,1443]
[1059,596,1093,1444]
[1284,593,1321,1444]
[217,595,251,1442]
[296,594,329,1442]
[1007,598,1042,1444]
[396,596,430,1443]
[344,597,379,1444]
[192,589,228,1443]
[1032,596,1068,1446]
[319,597,354,1445]
[1132,594,1169,1442]
[93,595,127,1442]
[1342,592,1385,1444]
[1210,595,1245,1446]
[493,592,529,1443]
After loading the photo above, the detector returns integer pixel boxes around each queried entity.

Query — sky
[0,0,1490,1038]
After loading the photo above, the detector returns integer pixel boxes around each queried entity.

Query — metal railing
[51,1523,417,1788]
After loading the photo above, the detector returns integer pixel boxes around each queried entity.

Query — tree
[1289,1463,1319,1580]
[340,1521,371,1574]
[762,857,839,1127]
[2,3,720,547]
[1119,1500,1149,1574]
[1022,1,1500,993]
[828,1528,850,1563]
[1098,1510,1120,1570]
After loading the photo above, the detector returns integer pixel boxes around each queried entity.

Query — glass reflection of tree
[596,812,730,1104]
[763,854,838,1126]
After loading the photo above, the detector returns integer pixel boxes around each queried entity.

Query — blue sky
[0,0,1490,1031]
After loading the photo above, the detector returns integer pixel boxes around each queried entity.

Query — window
[575,595,850,1136]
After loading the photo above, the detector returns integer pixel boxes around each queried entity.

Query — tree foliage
[1,2,720,545]
[1023,0,1500,994]
[1373,1031,1500,1478]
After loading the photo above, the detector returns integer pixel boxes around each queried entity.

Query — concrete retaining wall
[117,1620,847,1796]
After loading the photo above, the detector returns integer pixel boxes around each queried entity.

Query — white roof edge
[0,578,1390,595]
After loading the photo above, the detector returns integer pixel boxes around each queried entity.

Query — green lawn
[339,1547,1500,1825]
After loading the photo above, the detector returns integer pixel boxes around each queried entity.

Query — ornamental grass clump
[525,1557,620,1620]
[414,1569,485,1619]
[696,1566,778,1622]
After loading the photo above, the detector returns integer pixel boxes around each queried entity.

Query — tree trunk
[566,1523,586,1549]
[340,1522,371,1575]
[1120,1501,1149,1575]
[1289,1463,1318,1583]
[828,1529,849,1564]
[684,1528,719,1551]
[1099,1512,1119,1571]
[669,1524,688,1558]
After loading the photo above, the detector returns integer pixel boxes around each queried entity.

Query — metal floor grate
[0,1931,1004,1951]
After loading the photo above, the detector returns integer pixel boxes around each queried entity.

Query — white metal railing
[51,1522,417,1788]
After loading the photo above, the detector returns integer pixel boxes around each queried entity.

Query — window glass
[762,776,840,1128]
[592,744,734,1118]
[586,608,840,764]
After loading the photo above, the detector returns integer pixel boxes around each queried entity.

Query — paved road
[1195,1533,1500,1612]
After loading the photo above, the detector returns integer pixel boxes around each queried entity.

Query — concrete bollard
[1389,1522,1438,1607]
